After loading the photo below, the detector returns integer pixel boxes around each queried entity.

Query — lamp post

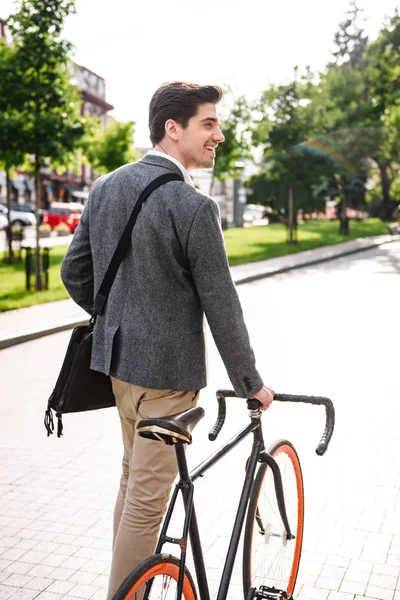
[233,161,245,227]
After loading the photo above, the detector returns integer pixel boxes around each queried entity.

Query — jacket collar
[139,153,186,180]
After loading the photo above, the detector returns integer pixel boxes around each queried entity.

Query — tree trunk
[288,182,294,243]
[339,182,349,236]
[378,163,392,220]
[34,154,43,291]
[209,169,215,196]
[5,167,14,264]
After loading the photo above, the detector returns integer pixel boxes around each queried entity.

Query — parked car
[243,204,269,225]
[42,202,83,233]
[0,203,36,227]
[0,213,8,230]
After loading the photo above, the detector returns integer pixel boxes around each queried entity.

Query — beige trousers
[106,377,199,599]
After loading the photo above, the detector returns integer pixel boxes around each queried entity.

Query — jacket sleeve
[60,196,94,314]
[186,197,264,398]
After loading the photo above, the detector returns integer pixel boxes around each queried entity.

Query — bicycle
[113,389,335,600]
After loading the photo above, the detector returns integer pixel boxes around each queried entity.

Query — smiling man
[61,81,274,598]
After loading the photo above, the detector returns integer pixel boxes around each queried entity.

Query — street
[1,241,400,600]
[0,228,74,253]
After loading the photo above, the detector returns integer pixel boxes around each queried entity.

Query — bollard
[25,247,32,291]
[42,247,50,290]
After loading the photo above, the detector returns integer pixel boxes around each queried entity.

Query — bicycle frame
[151,413,293,600]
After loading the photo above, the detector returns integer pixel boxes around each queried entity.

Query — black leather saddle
[136,406,205,445]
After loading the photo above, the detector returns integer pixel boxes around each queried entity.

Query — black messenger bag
[44,172,183,438]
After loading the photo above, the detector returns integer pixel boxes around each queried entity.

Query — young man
[61,82,274,598]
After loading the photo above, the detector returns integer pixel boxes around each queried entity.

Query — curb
[0,318,88,350]
[1,234,398,350]
[233,235,396,285]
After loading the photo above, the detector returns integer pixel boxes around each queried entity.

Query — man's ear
[165,119,180,141]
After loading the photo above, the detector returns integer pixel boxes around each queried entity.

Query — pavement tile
[24,579,53,592]
[320,565,346,580]
[0,586,17,600]
[360,549,388,564]
[298,585,329,599]
[3,565,33,577]
[79,562,107,576]
[44,583,75,596]
[1,576,33,588]
[65,584,100,599]
[343,568,371,584]
[0,530,22,540]
[52,548,79,560]
[87,576,106,590]
[349,559,374,573]
[25,569,54,581]
[0,552,28,564]
[19,554,49,567]
[373,563,400,577]
[386,556,400,568]
[27,536,55,546]
[327,593,355,600]
[365,585,395,600]
[10,544,37,554]
[339,579,366,595]
[297,573,317,586]
[65,574,96,587]
[368,573,398,590]
[39,558,67,570]
[316,577,341,591]
[58,561,87,574]
[33,594,62,600]
[68,553,95,563]
[7,589,40,600]
[46,572,74,585]
[0,542,19,552]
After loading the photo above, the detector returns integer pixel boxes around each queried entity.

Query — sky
[2,0,399,146]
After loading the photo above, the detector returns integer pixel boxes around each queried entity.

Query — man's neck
[153,144,190,172]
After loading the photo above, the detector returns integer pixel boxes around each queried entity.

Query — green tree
[82,118,138,175]
[5,0,85,289]
[364,10,400,217]
[330,0,368,67]
[300,4,372,232]
[210,95,252,195]
[254,70,331,241]
[0,40,27,262]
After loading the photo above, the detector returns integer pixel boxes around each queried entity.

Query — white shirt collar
[146,150,194,187]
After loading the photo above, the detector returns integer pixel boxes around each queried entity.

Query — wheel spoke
[243,441,304,597]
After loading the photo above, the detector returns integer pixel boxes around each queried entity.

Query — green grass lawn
[224,218,387,266]
[0,245,70,312]
[0,218,388,312]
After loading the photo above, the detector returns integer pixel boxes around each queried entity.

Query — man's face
[177,103,225,170]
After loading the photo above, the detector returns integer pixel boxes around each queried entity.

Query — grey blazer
[61,155,263,398]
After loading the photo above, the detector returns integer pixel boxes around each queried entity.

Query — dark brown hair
[149,82,223,145]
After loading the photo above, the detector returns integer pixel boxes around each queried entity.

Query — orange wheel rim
[277,445,303,594]
[249,443,304,595]
[125,562,195,600]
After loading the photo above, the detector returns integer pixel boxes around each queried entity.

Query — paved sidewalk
[0,233,397,349]
[1,239,400,600]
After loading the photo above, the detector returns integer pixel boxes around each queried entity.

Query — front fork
[258,452,294,541]
[247,400,293,542]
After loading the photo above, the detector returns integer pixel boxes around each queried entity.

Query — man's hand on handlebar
[253,385,275,411]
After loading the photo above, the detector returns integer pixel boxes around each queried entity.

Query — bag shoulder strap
[93,172,183,316]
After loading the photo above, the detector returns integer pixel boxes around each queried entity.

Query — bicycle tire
[243,439,304,596]
[113,553,197,600]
